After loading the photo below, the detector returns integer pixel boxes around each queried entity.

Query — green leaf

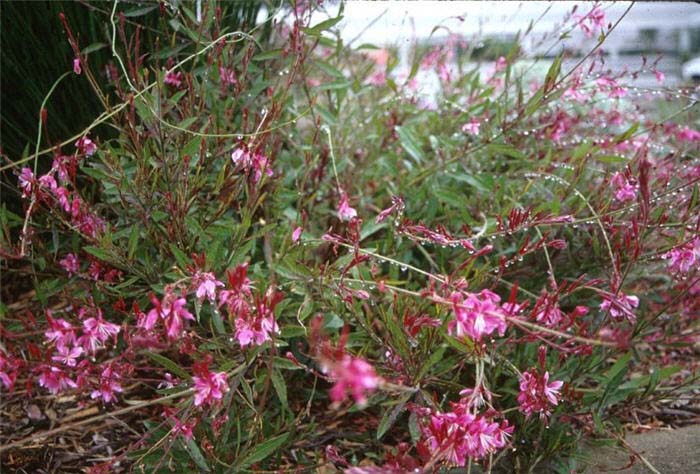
[184,439,211,472]
[144,352,192,381]
[81,42,107,55]
[314,60,345,79]
[83,246,114,262]
[613,123,639,144]
[127,225,140,259]
[377,390,414,440]
[317,80,351,91]
[416,345,446,380]
[123,4,158,17]
[596,154,628,164]
[270,369,288,411]
[273,356,302,370]
[169,244,190,269]
[544,55,563,89]
[182,136,203,158]
[304,15,344,36]
[252,49,282,61]
[235,433,289,469]
[396,126,424,162]
[487,143,525,160]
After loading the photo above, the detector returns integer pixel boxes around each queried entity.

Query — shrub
[2,1,699,472]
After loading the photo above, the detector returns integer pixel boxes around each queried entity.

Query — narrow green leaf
[123,4,158,17]
[270,369,288,411]
[144,352,192,381]
[235,433,289,469]
[304,15,344,36]
[184,439,211,472]
[377,390,414,440]
[396,126,424,162]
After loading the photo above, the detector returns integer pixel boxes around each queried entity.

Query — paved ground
[584,425,700,473]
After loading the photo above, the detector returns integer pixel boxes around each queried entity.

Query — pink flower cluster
[0,350,21,390]
[139,288,195,340]
[419,399,513,465]
[610,172,637,203]
[324,355,381,406]
[517,369,563,418]
[575,4,606,38]
[596,76,627,99]
[192,366,229,407]
[39,306,123,400]
[219,67,237,87]
[663,237,700,276]
[448,289,510,341]
[91,364,124,403]
[533,293,563,328]
[164,70,183,88]
[337,190,358,221]
[676,126,700,143]
[461,119,480,135]
[218,263,281,347]
[18,137,106,240]
[231,147,274,183]
[192,271,224,303]
[599,292,639,323]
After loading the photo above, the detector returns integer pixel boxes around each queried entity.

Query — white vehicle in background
[682,57,700,83]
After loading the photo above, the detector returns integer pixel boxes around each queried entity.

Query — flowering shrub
[2,1,700,472]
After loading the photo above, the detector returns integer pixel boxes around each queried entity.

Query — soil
[584,424,700,473]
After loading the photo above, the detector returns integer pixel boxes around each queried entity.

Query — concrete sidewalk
[585,425,700,473]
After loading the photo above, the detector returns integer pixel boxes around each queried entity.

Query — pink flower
[0,350,19,390]
[419,400,512,465]
[325,355,380,406]
[663,238,699,275]
[51,344,83,367]
[533,294,563,328]
[495,56,507,72]
[230,148,274,183]
[144,289,195,340]
[60,253,79,276]
[219,67,237,86]
[654,70,665,84]
[38,173,57,190]
[231,148,247,165]
[337,191,357,221]
[366,71,386,86]
[448,289,508,341]
[91,365,123,403]
[218,263,253,316]
[54,186,72,212]
[193,370,229,407]
[517,369,563,418]
[192,271,224,303]
[234,308,279,347]
[576,4,606,38]
[73,57,82,75]
[75,136,97,156]
[611,172,637,202]
[375,195,404,224]
[292,226,303,243]
[164,71,183,88]
[18,167,34,197]
[600,292,639,323]
[79,310,120,353]
[461,119,480,135]
[172,417,196,440]
[676,126,700,142]
[38,365,78,394]
[52,155,71,182]
[44,312,76,351]
[459,383,493,409]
